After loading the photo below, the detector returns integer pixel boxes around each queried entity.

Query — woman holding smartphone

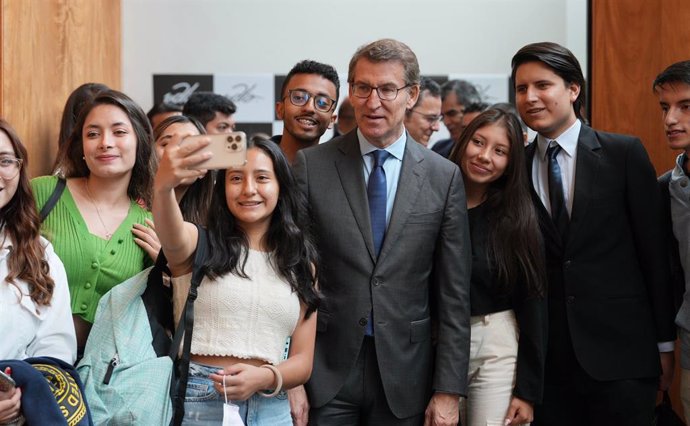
[32,90,155,353]
[153,136,319,425]
[449,108,547,426]
[0,119,76,424]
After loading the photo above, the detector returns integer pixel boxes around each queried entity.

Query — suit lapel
[569,125,601,243]
[377,138,426,264]
[334,133,377,262]
[526,141,563,251]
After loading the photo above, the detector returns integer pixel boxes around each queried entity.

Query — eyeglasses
[0,157,22,180]
[285,89,336,113]
[409,109,443,124]
[351,83,413,101]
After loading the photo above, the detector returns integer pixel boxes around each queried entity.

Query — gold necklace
[84,179,113,240]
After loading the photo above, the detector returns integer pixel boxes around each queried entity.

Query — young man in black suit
[513,42,676,425]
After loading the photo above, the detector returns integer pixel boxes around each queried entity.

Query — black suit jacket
[293,132,471,418]
[526,125,676,381]
[658,170,686,318]
[430,138,454,158]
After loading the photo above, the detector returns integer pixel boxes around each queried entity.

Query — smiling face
[154,122,201,160]
[0,130,19,210]
[656,82,690,152]
[225,147,280,236]
[276,73,337,146]
[349,58,419,148]
[460,122,511,191]
[514,61,580,140]
[82,104,138,180]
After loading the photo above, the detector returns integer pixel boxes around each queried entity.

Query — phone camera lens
[235,135,242,142]
[227,136,233,143]
[231,143,238,151]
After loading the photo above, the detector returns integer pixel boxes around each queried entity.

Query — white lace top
[171,249,300,365]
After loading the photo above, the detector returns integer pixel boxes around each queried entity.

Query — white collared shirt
[531,120,582,215]
[0,235,76,363]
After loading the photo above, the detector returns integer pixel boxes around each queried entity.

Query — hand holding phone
[181,132,247,170]
[0,370,15,393]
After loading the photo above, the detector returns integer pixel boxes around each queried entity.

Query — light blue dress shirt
[357,129,406,227]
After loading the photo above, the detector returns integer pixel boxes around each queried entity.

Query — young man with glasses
[274,60,339,164]
[293,38,470,426]
[404,77,442,147]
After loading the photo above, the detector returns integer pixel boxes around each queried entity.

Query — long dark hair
[203,138,320,316]
[0,119,55,305]
[56,89,155,207]
[450,108,545,297]
[53,83,110,174]
[154,115,214,225]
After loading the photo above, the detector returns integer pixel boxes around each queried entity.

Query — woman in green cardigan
[32,89,156,353]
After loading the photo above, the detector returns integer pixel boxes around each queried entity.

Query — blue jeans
[183,362,291,425]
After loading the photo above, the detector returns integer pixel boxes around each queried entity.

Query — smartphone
[0,370,15,392]
[182,131,247,170]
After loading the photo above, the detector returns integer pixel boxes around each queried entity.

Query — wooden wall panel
[592,0,690,175]
[592,0,690,418]
[0,0,120,177]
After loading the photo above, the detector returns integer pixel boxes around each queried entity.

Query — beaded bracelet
[258,364,283,398]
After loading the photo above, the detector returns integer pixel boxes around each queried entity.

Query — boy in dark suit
[512,42,676,425]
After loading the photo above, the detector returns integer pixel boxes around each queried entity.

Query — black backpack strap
[39,177,66,222]
[169,225,208,426]
[142,248,174,357]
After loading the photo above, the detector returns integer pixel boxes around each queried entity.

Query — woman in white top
[0,119,77,424]
[153,136,319,425]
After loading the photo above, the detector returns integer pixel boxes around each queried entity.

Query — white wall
[123,0,587,112]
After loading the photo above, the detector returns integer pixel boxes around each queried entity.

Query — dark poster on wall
[152,74,213,106]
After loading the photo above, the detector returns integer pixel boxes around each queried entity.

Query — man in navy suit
[513,42,676,425]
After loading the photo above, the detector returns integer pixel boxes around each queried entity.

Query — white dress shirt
[531,120,674,352]
[531,120,581,215]
[0,235,76,363]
